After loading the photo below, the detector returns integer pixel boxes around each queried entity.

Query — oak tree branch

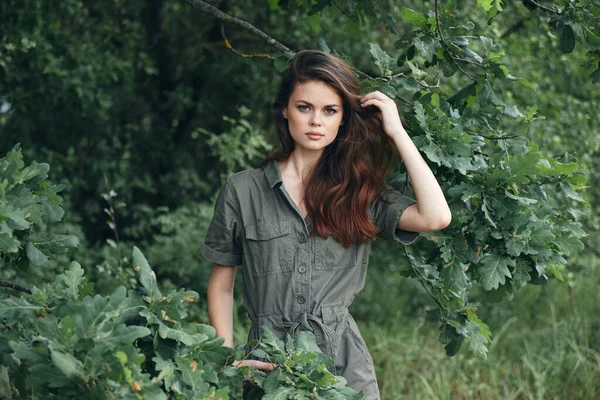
[184,0,417,106]
[220,23,274,59]
[434,0,475,81]
[185,0,292,53]
[0,281,32,294]
[522,0,561,14]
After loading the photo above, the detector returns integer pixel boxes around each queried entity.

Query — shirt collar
[263,159,282,188]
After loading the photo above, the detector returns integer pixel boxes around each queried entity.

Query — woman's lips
[305,132,324,140]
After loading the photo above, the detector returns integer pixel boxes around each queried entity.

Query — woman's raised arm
[361,91,452,232]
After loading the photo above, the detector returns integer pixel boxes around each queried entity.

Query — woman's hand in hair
[361,93,452,232]
[359,91,406,138]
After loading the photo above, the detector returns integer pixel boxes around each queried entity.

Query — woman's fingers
[360,92,405,136]
[361,99,385,109]
[360,90,392,103]
[234,359,277,371]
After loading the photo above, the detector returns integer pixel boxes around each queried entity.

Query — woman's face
[283,80,344,155]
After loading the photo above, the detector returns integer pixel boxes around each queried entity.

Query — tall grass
[360,274,600,400]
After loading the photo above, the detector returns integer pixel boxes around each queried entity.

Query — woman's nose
[310,113,322,126]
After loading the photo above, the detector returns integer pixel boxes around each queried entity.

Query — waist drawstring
[282,312,338,357]
[250,309,345,359]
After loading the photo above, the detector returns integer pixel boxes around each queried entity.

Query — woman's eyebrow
[294,100,341,108]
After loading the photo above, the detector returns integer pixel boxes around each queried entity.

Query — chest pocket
[245,220,293,277]
[314,234,358,271]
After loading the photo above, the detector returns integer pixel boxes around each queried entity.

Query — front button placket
[276,183,311,318]
[294,226,311,317]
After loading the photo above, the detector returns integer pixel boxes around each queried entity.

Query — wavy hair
[262,50,396,247]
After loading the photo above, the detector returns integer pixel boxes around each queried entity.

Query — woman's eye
[325,109,337,115]
[298,105,309,111]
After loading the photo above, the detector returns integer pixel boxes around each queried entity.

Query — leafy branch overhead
[190,0,600,83]
[190,0,591,358]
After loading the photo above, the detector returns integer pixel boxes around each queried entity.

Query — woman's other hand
[233,359,277,371]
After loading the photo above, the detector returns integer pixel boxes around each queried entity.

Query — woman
[201,50,451,399]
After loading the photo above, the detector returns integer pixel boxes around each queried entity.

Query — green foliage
[194,106,274,182]
[0,145,78,271]
[490,0,600,81]
[0,250,231,399]
[240,327,363,399]
[0,246,357,399]
[0,149,355,398]
[363,292,600,399]
[0,248,359,399]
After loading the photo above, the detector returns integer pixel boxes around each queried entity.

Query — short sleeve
[200,179,243,266]
[370,188,419,245]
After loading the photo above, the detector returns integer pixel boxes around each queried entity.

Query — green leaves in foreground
[0,146,356,399]
[1,247,357,399]
[0,249,225,399]
[238,326,363,400]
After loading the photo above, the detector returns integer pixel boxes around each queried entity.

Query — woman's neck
[278,149,322,182]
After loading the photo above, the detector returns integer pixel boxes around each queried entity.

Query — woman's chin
[296,145,326,155]
[295,139,333,152]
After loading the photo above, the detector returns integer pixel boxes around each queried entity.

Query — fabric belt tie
[282,312,340,357]
[250,308,348,358]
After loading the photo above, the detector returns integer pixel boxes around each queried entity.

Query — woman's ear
[283,107,288,119]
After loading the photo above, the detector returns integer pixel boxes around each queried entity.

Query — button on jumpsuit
[200,160,418,399]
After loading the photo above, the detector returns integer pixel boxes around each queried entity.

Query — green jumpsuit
[200,160,417,399]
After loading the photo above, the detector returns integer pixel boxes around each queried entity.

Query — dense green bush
[0,146,363,399]
[0,249,363,399]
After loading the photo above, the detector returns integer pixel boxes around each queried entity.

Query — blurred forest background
[1,0,599,398]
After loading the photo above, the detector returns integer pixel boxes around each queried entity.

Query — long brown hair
[262,50,396,246]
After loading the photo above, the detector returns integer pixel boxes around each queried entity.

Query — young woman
[201,50,451,399]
